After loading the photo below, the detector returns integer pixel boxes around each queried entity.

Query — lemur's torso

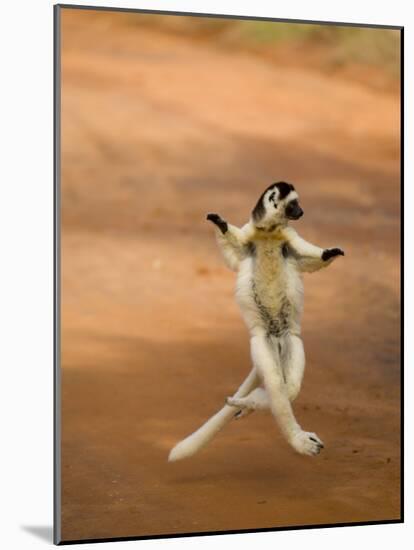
[236,229,304,338]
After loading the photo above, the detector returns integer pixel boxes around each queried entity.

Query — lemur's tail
[168,367,258,462]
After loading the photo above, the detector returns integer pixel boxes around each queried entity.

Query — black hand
[322,248,345,261]
[206,213,228,234]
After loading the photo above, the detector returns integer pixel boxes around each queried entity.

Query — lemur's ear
[275,181,295,200]
[252,183,275,221]
[252,194,266,222]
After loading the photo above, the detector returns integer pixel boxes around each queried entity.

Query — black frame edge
[53,3,62,546]
[400,26,404,524]
[58,519,403,546]
[56,3,403,30]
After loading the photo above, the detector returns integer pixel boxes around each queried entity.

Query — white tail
[168,367,259,462]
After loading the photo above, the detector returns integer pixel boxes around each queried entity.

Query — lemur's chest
[252,239,286,281]
[248,239,283,297]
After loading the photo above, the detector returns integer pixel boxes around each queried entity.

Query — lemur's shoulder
[279,226,299,240]
[240,221,256,242]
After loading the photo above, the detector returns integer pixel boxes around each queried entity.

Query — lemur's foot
[289,430,324,456]
[226,396,253,420]
[226,396,248,409]
[322,247,345,261]
[234,408,253,420]
[206,213,228,234]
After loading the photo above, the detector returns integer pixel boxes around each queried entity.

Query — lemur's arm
[206,213,252,271]
[282,226,344,273]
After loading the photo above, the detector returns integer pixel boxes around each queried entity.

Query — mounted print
[54,4,403,545]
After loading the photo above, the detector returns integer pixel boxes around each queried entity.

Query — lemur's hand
[206,213,228,235]
[322,247,345,261]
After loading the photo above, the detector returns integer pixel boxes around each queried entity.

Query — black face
[285,199,304,220]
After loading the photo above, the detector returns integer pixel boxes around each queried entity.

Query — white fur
[169,186,342,461]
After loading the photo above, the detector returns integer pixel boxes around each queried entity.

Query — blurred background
[60,7,401,542]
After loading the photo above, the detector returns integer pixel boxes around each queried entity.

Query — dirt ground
[59,9,401,542]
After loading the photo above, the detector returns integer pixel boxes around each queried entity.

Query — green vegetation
[126,14,400,73]
[236,21,400,70]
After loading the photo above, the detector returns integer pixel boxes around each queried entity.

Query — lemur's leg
[228,335,305,413]
[282,334,306,402]
[227,371,262,420]
[282,226,344,273]
[228,335,305,412]
[250,332,324,456]
[206,214,252,271]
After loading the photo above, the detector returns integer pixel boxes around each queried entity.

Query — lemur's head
[251,181,303,229]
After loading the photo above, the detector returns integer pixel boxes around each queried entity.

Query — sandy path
[59,10,401,541]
